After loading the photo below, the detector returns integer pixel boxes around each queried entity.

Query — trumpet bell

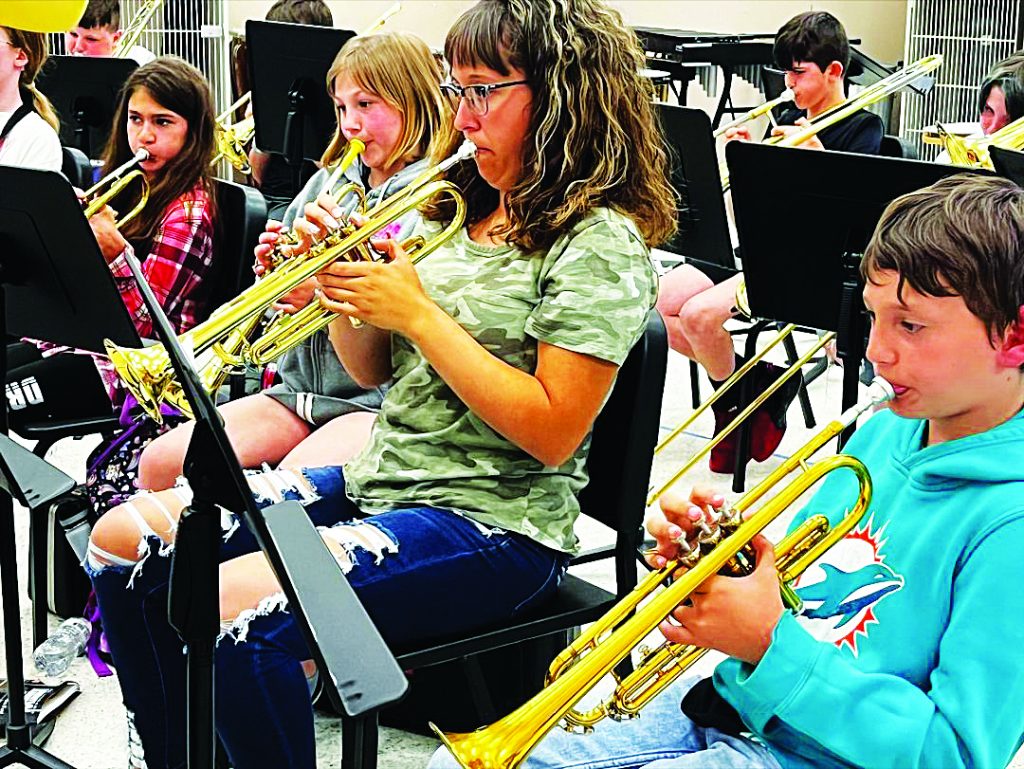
[105,340,176,423]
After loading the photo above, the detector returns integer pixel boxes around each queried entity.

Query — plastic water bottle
[32,618,91,677]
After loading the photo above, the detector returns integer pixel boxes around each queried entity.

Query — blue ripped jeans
[87,466,569,769]
[427,677,782,769]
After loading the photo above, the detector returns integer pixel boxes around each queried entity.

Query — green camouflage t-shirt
[343,207,657,553]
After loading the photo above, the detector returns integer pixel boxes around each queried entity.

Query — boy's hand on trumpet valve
[659,533,784,665]
[317,236,433,335]
[645,485,726,569]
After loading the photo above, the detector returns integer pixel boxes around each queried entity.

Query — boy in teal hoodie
[428,174,1024,769]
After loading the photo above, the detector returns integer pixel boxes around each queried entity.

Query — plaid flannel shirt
[108,184,215,339]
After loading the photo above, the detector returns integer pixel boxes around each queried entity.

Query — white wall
[227,1,908,63]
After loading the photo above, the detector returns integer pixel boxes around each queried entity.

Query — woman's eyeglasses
[439,80,528,116]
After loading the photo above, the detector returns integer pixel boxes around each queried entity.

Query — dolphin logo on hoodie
[792,516,905,654]
[798,562,904,628]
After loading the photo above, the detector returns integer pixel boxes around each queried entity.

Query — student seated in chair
[432,172,1024,769]
[657,10,883,473]
[934,50,1024,164]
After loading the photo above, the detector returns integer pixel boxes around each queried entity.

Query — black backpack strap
[0,102,32,144]
[0,88,36,145]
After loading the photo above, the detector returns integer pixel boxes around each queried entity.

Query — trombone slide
[713,89,794,138]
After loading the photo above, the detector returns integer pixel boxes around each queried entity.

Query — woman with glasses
[0,26,61,171]
[85,0,675,765]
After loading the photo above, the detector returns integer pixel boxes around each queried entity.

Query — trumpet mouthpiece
[437,140,478,173]
[134,148,151,162]
[866,377,896,406]
[777,88,795,104]
[836,377,896,429]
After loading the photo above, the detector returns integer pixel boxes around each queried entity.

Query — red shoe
[749,407,786,462]
[709,405,739,473]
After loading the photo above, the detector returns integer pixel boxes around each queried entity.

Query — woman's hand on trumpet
[316,235,434,335]
[660,533,784,665]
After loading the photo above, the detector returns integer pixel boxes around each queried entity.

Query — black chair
[880,134,919,160]
[60,145,93,188]
[337,312,669,769]
[21,178,267,642]
[205,178,268,399]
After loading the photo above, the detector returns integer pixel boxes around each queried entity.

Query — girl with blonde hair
[136,30,452,490]
[0,26,61,170]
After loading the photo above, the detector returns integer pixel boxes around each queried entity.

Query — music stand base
[0,744,78,769]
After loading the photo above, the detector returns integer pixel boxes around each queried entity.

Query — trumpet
[721,54,943,191]
[942,113,1024,169]
[106,140,477,422]
[433,378,895,769]
[212,92,255,174]
[83,148,150,228]
[108,139,365,420]
[712,89,794,138]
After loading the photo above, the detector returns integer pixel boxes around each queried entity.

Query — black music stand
[36,56,138,159]
[246,20,356,193]
[0,167,407,769]
[0,167,142,768]
[991,146,1024,184]
[656,104,735,280]
[110,197,406,767]
[726,142,992,443]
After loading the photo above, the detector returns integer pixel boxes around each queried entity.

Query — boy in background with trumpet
[658,10,884,473]
[441,174,1024,769]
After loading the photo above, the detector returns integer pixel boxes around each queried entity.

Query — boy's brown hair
[78,0,121,30]
[265,0,333,27]
[862,174,1024,344]
[773,11,850,76]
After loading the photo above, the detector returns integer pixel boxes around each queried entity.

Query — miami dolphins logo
[793,516,904,655]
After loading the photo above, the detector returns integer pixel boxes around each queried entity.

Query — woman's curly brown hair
[424,0,677,253]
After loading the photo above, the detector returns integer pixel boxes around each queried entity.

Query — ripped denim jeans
[86,465,570,769]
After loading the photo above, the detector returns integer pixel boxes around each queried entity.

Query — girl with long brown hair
[5,56,217,432]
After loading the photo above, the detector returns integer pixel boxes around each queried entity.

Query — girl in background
[0,26,61,170]
[6,56,218,430]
